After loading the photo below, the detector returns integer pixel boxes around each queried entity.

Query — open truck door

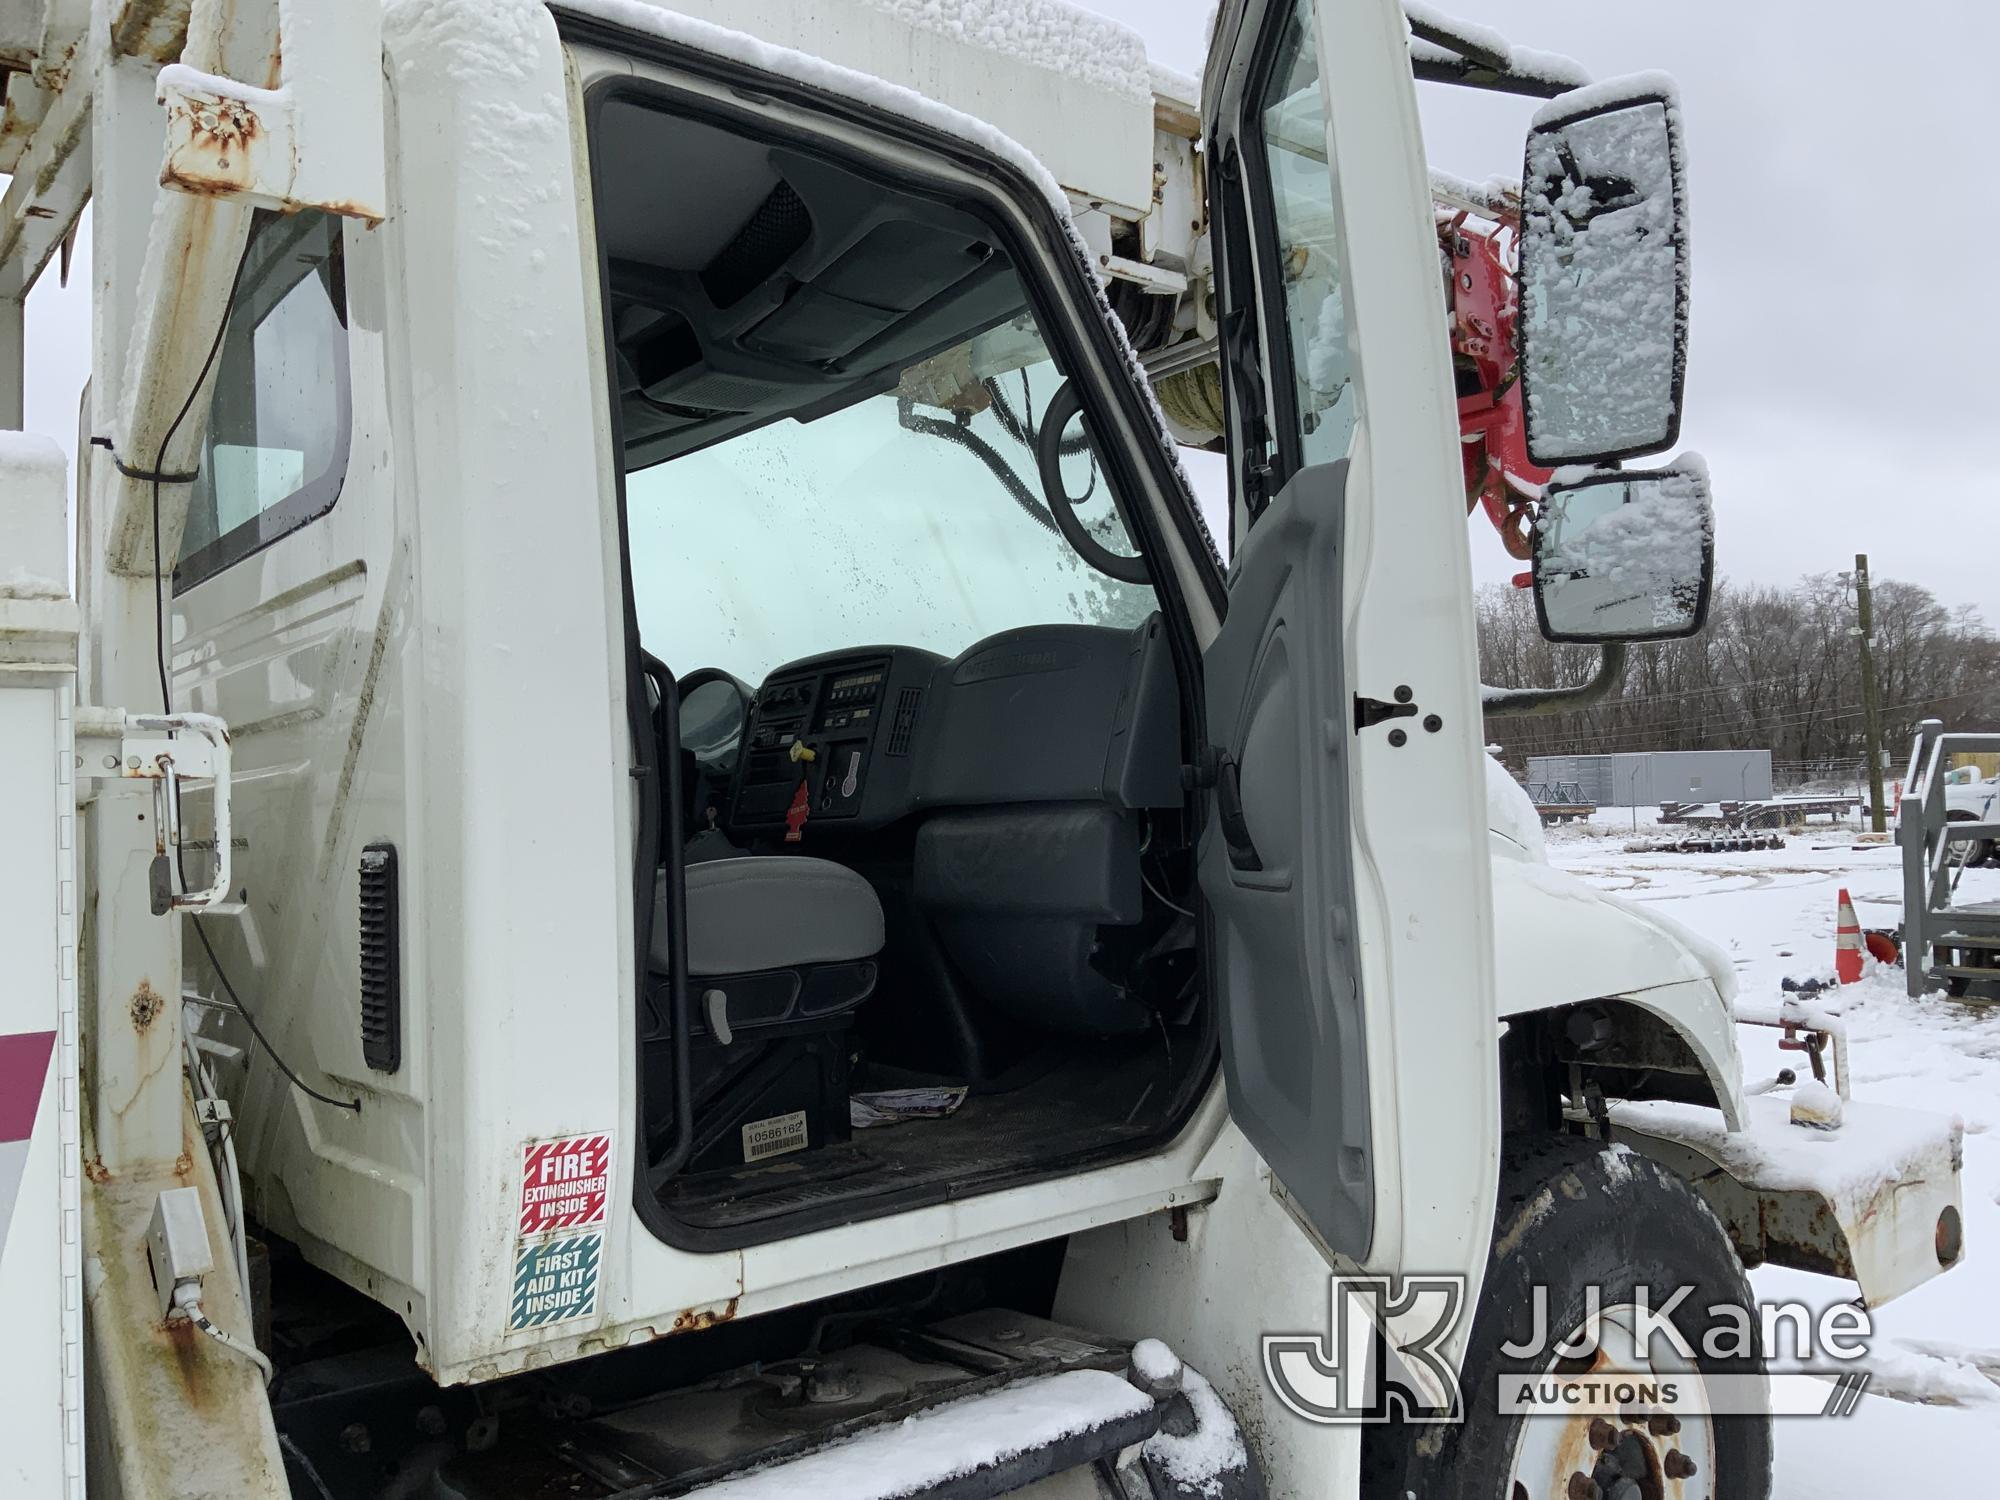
[1199,0,1500,1286]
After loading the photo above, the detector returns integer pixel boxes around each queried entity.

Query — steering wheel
[675,667,753,778]
[1035,380,1150,585]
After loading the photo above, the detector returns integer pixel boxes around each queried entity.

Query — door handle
[1216,754,1265,872]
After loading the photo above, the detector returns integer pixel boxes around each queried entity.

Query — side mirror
[1532,459,1713,643]
[1518,79,1689,467]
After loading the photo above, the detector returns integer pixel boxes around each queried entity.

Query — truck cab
[0,1,1965,1497]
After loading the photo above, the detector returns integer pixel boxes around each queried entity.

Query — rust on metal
[1756,1192,1854,1280]
[666,1296,741,1335]
[110,0,193,64]
[162,1315,209,1407]
[129,979,164,1032]
[161,86,267,200]
[318,198,387,231]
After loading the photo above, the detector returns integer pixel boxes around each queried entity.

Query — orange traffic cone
[1835,888,1864,984]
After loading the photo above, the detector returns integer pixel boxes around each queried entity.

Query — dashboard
[719,620,1184,838]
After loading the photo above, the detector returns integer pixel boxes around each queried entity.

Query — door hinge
[1182,746,1220,790]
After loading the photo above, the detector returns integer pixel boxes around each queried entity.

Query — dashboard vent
[886,687,923,756]
[359,843,402,1073]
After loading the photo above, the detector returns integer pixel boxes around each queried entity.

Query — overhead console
[725,618,1184,838]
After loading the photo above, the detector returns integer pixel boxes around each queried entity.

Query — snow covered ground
[1546,811,2000,1492]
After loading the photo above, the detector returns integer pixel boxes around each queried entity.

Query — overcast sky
[21,2,1994,617]
[1091,0,1999,616]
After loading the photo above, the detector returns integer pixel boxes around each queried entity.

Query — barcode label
[741,1110,809,1163]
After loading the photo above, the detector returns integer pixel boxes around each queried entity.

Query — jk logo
[1263,1275,1467,1425]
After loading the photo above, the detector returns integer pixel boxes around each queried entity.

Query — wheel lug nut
[1648,1412,1681,1437]
[1588,1417,1618,1451]
[1664,1451,1697,1480]
[1567,1472,1601,1500]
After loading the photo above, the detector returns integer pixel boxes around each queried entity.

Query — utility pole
[1855,554,1887,833]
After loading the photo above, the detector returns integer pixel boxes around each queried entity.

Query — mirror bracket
[1480,642,1627,718]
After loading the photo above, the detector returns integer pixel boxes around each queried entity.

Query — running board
[1609,1094,1965,1307]
[420,1310,1261,1499]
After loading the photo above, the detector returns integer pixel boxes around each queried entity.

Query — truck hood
[1485,758,1739,1014]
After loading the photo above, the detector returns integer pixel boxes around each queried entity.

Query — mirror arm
[1480,641,1627,718]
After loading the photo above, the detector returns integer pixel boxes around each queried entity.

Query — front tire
[1366,1135,1772,1500]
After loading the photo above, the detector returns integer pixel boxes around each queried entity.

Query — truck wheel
[1366,1136,1771,1500]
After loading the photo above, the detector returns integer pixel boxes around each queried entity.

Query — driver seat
[648,855,884,1033]
[645,856,883,1173]
[655,856,884,980]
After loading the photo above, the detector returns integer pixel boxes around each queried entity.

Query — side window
[175,209,350,592]
[1256,0,1356,472]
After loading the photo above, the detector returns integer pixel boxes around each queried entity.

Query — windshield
[626,320,1157,685]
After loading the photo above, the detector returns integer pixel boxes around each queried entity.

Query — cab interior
[590,87,1215,1242]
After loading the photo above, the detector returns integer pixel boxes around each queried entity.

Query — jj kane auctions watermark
[1262,1276,1877,1424]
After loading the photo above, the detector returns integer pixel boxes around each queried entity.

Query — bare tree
[1478,574,2000,774]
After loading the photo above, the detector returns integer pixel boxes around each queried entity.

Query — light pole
[1852,555,1887,833]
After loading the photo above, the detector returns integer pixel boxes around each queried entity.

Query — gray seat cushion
[655,856,885,976]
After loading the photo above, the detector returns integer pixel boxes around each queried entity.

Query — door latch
[1354,688,1420,733]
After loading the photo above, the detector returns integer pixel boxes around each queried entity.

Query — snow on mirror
[1519,78,1689,466]
[1533,459,1713,643]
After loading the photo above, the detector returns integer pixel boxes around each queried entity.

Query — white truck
[1944,764,1998,866]
[0,1,1966,1497]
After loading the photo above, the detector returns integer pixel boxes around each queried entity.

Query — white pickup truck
[1946,765,1999,865]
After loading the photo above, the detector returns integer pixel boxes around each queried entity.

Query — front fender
[1490,845,1746,1129]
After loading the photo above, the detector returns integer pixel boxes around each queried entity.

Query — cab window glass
[176,209,350,591]
[1257,0,1357,469]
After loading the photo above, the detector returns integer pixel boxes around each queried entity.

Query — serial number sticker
[508,1231,602,1331]
[519,1132,613,1236]
[741,1109,810,1163]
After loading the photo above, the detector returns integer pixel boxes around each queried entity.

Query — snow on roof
[0,430,67,598]
[869,0,1154,104]
[1148,59,1200,108]
[0,430,66,481]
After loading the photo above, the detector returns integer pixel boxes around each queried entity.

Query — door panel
[1203,0,1499,1294]
[1201,461,1370,1254]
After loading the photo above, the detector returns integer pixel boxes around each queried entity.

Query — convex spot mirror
[1519,76,1690,467]
[1533,459,1713,643]
[678,672,751,776]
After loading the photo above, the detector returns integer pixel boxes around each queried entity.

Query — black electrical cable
[148,225,254,714]
[146,219,360,1114]
[896,393,1060,536]
[981,372,1090,457]
[189,914,359,1113]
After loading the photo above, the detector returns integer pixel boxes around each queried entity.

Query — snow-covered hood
[1485,760,1738,1012]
